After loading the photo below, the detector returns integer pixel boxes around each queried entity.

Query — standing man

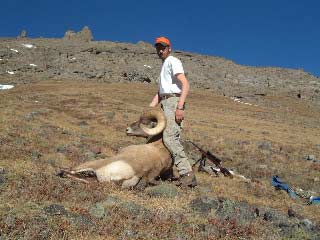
[149,36,197,188]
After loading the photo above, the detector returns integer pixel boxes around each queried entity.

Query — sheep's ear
[140,117,151,125]
[150,121,157,128]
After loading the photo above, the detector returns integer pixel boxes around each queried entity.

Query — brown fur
[61,109,173,188]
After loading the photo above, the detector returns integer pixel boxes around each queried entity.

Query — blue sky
[2,0,320,77]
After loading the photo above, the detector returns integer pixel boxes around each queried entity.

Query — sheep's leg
[134,177,160,190]
[121,176,140,189]
[72,158,111,173]
[145,167,163,186]
[58,169,90,183]
[134,177,149,190]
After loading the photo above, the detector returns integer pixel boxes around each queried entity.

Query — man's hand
[175,109,184,123]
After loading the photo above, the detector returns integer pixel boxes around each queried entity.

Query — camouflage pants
[161,97,192,175]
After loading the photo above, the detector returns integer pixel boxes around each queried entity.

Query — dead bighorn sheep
[60,109,173,188]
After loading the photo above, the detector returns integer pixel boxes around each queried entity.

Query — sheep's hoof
[56,169,71,178]
[148,179,161,186]
[57,169,91,184]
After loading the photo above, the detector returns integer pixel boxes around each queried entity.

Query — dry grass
[0,80,319,239]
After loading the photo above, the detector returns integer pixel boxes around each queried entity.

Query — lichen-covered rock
[190,196,220,215]
[146,183,179,198]
[89,203,105,219]
[44,204,68,216]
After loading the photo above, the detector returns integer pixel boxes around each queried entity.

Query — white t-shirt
[159,55,184,95]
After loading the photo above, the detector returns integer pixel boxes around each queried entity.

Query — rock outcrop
[19,30,27,38]
[64,26,93,42]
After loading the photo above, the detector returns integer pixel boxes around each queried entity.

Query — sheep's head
[126,109,166,137]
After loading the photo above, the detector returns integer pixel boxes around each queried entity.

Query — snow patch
[22,43,36,49]
[0,84,14,90]
[29,64,37,67]
[230,97,257,107]
[10,48,19,53]
[6,71,15,75]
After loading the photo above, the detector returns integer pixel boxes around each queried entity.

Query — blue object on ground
[309,196,320,205]
[271,175,298,198]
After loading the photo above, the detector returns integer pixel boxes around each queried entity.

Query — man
[149,36,197,188]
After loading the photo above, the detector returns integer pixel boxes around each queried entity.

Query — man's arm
[149,92,161,107]
[175,73,190,122]
[176,73,190,109]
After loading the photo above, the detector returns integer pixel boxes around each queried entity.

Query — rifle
[187,140,233,178]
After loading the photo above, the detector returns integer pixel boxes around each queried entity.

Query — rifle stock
[188,140,232,178]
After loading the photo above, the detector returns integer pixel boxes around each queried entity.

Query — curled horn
[139,109,166,136]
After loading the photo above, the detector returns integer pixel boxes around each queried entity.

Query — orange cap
[155,37,171,47]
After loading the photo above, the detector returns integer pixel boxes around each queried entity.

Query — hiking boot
[176,171,197,188]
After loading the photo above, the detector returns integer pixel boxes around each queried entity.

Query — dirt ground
[0,80,319,239]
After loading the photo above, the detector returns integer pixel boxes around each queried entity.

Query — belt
[160,93,181,100]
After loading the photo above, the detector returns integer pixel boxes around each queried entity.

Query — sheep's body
[70,140,171,187]
[64,109,173,188]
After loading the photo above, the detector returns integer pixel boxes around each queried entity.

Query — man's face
[155,44,171,61]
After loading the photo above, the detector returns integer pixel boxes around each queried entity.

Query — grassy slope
[0,81,319,239]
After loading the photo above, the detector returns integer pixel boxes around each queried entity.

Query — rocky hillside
[1,27,319,104]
